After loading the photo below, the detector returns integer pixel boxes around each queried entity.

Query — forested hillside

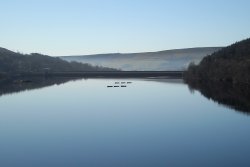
[185,38,250,84]
[0,47,117,75]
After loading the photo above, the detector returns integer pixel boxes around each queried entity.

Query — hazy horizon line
[1,46,224,57]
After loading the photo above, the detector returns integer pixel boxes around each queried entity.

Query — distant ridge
[60,47,223,71]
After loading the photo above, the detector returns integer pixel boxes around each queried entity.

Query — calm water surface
[0,78,250,167]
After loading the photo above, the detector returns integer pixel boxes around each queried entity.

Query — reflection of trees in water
[3,76,250,115]
[0,77,80,97]
[187,80,250,114]
[0,77,183,97]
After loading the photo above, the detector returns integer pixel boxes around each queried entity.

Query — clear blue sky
[1,0,250,56]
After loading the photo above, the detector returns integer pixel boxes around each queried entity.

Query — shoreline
[1,71,184,79]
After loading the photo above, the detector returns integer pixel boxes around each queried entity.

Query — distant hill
[185,38,250,84]
[0,47,117,75]
[60,47,222,71]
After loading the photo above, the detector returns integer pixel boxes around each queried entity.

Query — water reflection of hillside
[0,77,79,97]
[144,78,184,85]
[187,80,250,114]
[0,77,184,97]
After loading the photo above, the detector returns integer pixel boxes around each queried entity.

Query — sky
[1,0,250,56]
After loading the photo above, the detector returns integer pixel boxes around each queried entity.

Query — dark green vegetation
[185,38,250,113]
[185,38,250,84]
[0,47,117,76]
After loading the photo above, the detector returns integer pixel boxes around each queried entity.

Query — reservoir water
[0,78,250,167]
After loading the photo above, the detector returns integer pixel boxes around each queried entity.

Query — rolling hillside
[60,47,222,71]
[0,47,117,74]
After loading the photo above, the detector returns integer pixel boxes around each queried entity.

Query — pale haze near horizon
[1,0,250,56]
